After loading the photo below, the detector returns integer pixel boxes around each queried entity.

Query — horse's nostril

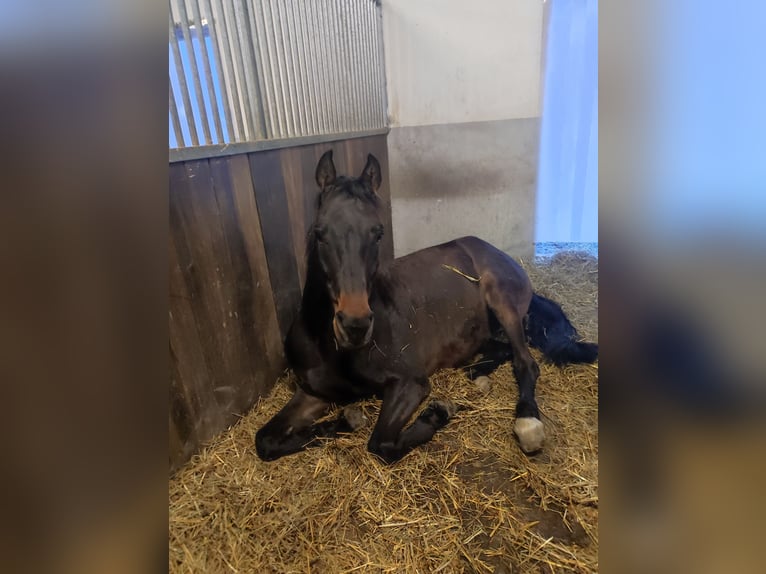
[335,311,373,343]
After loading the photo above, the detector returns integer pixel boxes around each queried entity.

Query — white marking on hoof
[342,405,368,430]
[474,376,491,393]
[514,417,545,453]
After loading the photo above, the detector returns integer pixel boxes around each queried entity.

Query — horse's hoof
[514,417,545,453]
[432,399,458,419]
[474,376,491,393]
[421,399,458,429]
[342,405,368,431]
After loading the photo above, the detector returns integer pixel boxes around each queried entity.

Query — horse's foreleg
[254,389,360,461]
[367,377,456,464]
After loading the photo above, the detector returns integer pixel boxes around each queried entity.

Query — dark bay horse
[255,151,598,463]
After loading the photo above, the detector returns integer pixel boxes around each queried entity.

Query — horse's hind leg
[255,388,362,461]
[464,338,513,380]
[482,281,544,453]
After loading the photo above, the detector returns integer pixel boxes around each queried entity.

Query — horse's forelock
[321,176,379,206]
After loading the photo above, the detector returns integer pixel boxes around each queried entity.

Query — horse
[255,150,598,464]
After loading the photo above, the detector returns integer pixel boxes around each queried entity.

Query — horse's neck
[370,266,396,308]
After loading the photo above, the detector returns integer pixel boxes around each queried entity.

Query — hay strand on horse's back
[441,264,481,283]
[169,251,598,573]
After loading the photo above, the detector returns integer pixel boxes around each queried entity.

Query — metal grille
[169,0,387,150]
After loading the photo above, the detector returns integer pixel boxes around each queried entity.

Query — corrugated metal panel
[169,0,388,150]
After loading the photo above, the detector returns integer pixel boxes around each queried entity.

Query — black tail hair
[525,293,598,366]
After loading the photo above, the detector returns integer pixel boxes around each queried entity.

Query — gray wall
[382,0,545,259]
[388,119,539,258]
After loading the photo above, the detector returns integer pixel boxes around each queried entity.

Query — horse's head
[311,150,383,349]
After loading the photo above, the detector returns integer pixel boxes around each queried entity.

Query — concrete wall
[382,0,544,258]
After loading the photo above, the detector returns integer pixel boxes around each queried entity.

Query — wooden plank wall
[169,134,392,472]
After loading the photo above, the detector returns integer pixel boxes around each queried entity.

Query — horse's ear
[315,150,336,190]
[360,154,381,193]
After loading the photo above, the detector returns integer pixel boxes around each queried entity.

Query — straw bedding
[169,251,598,573]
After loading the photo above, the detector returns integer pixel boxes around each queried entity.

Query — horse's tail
[525,293,598,366]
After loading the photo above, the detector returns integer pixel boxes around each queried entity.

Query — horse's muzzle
[334,311,374,349]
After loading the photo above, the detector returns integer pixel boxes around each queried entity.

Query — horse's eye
[314,228,326,243]
[372,226,384,243]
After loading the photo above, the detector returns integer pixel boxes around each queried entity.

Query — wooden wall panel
[248,150,303,338]
[279,147,310,289]
[169,134,390,472]
[222,155,284,376]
